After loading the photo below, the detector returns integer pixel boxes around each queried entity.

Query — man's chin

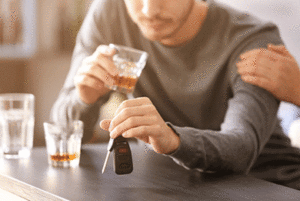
[141,31,171,43]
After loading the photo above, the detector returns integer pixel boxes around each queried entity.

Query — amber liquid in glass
[51,153,78,161]
[113,75,138,90]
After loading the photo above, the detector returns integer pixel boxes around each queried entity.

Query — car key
[113,136,133,175]
[102,136,133,174]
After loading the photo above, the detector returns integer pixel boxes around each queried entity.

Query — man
[51,0,300,189]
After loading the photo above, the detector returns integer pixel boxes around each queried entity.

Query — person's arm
[168,74,280,173]
[100,74,279,174]
[236,44,300,107]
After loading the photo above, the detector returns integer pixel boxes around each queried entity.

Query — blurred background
[0,0,299,147]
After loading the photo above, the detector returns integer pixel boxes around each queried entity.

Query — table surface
[0,143,300,201]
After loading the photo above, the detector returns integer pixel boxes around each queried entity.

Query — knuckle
[74,74,85,85]
[127,117,135,127]
[144,97,152,103]
[96,45,106,52]
[147,104,156,113]
[139,126,147,134]
[82,56,92,65]
[120,107,131,118]
[121,100,130,108]
[258,48,266,54]
[84,64,93,72]
[139,97,152,104]
[73,76,80,86]
[113,125,122,134]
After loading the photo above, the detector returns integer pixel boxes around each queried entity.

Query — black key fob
[113,136,133,175]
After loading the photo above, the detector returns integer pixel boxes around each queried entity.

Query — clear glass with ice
[43,120,83,168]
[0,93,35,159]
[107,44,148,94]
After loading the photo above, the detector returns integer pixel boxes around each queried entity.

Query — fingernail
[108,44,119,54]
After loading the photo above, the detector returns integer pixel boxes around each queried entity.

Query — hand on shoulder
[236,44,300,106]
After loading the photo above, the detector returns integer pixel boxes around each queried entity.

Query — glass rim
[43,120,83,126]
[109,43,148,57]
[0,93,35,101]
[43,120,84,138]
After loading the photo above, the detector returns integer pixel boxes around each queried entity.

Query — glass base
[48,158,80,168]
[3,148,31,159]
[107,85,134,94]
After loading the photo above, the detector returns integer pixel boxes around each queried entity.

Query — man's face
[124,0,194,43]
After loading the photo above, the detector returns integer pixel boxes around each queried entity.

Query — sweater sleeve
[167,26,283,173]
[167,76,279,174]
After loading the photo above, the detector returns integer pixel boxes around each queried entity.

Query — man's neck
[160,1,208,47]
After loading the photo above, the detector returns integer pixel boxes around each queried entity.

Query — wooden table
[0,143,300,201]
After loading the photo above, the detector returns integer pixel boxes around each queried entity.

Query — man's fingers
[268,44,293,58]
[78,64,116,86]
[114,97,153,116]
[100,119,111,131]
[94,45,119,76]
[109,104,155,132]
[122,125,152,138]
[110,116,152,138]
[241,75,274,92]
[236,58,259,75]
[240,48,282,62]
[240,48,265,60]
[74,74,105,91]
[95,45,116,56]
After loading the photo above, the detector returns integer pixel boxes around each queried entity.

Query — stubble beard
[160,0,195,41]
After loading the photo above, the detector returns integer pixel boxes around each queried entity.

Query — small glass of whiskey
[43,120,83,168]
[107,44,148,94]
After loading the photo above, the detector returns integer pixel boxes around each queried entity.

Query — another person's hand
[236,44,300,106]
[74,45,118,104]
[100,97,180,154]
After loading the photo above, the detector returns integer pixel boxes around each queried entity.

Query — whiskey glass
[43,120,83,168]
[107,44,148,94]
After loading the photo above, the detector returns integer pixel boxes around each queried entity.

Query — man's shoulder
[211,1,269,28]
[208,0,280,46]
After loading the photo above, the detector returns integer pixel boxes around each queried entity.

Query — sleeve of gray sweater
[167,29,282,174]
[168,76,279,174]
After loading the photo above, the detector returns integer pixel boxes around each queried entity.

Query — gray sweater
[51,0,299,176]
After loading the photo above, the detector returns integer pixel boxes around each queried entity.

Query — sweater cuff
[165,123,204,171]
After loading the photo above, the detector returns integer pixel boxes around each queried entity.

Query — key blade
[107,138,115,151]
[102,138,115,174]
[102,151,111,174]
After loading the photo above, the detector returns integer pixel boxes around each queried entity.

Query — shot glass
[43,120,83,168]
[0,93,35,159]
[107,44,148,94]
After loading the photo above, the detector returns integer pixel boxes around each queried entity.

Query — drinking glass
[107,44,148,94]
[43,120,83,168]
[0,93,35,159]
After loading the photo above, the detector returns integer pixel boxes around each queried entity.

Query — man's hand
[100,97,180,155]
[236,44,300,106]
[74,45,119,104]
